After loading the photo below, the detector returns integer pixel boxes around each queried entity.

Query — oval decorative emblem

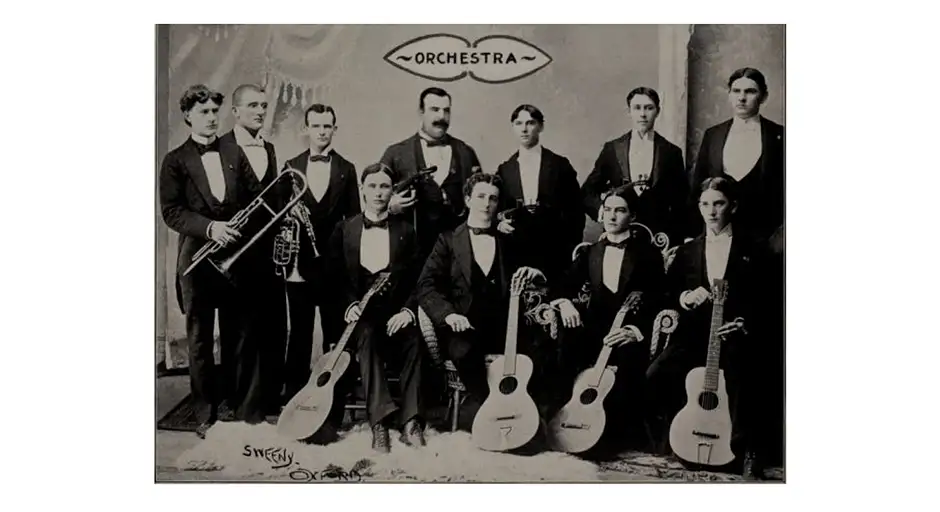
[384,33,552,84]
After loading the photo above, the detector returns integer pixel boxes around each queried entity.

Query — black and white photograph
[153,23,785,483]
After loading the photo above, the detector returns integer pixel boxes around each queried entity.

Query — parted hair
[699,176,739,205]
[179,85,223,126]
[360,163,397,184]
[463,171,502,198]
[727,67,769,100]
[602,184,641,214]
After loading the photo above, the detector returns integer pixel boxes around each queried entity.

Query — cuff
[679,291,693,311]
[205,221,214,239]
[344,301,360,322]
[400,308,416,324]
[550,298,573,309]
[623,324,644,343]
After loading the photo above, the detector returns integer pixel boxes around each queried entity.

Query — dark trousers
[283,280,338,403]
[348,316,424,427]
[184,269,263,423]
[255,280,288,416]
[644,336,752,461]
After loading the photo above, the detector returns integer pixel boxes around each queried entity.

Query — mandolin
[549,291,643,454]
[669,279,735,466]
[471,272,541,452]
[277,272,391,441]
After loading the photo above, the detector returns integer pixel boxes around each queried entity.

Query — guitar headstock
[362,272,392,305]
[620,291,643,314]
[711,279,729,304]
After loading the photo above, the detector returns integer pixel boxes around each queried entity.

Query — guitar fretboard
[503,294,520,376]
[703,282,727,392]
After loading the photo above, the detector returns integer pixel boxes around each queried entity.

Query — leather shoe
[742,451,765,481]
[195,420,214,439]
[372,423,391,453]
[399,418,426,447]
[217,402,236,422]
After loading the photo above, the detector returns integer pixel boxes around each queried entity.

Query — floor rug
[157,394,204,433]
[175,421,601,482]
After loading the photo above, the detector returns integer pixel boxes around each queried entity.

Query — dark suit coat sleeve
[661,141,691,240]
[557,156,587,247]
[415,233,459,325]
[328,220,359,311]
[343,161,362,218]
[553,242,591,305]
[581,142,616,220]
[159,152,213,239]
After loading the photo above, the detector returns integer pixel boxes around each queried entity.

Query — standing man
[495,104,584,283]
[218,83,287,421]
[581,87,688,246]
[327,163,427,452]
[159,84,264,436]
[280,103,361,410]
[380,87,483,258]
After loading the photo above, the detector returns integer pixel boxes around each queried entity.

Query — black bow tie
[603,237,629,249]
[424,138,448,148]
[363,216,389,230]
[469,225,496,236]
[309,154,331,163]
[194,138,220,155]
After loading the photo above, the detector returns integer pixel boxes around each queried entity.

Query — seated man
[551,184,666,453]
[415,172,545,428]
[645,176,771,479]
[327,163,426,453]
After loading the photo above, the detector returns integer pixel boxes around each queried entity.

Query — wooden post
[156,25,171,368]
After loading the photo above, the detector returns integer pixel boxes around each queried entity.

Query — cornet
[273,170,320,277]
[183,166,309,278]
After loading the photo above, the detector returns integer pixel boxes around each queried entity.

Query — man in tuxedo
[581,87,688,246]
[495,104,585,284]
[218,83,288,421]
[415,172,544,429]
[326,163,427,452]
[551,184,666,453]
[279,103,361,410]
[159,84,265,436]
[380,87,482,258]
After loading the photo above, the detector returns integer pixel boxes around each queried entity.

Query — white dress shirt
[192,134,226,202]
[233,125,268,182]
[722,116,763,181]
[705,224,733,284]
[601,233,630,293]
[419,131,453,186]
[467,225,496,276]
[360,212,391,274]
[306,145,332,202]
[628,129,655,194]
[518,143,542,205]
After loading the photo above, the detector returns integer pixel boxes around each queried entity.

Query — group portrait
[155,23,785,483]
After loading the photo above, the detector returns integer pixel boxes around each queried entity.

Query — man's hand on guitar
[445,314,474,333]
[389,188,417,214]
[680,286,711,310]
[345,303,362,323]
[209,221,241,246]
[716,318,747,341]
[386,311,413,336]
[497,218,515,234]
[603,327,639,347]
[557,299,582,328]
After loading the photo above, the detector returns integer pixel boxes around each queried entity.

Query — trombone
[183,166,309,278]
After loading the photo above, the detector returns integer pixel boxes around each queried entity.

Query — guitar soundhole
[698,391,719,410]
[579,388,598,405]
[316,372,331,387]
[498,376,518,394]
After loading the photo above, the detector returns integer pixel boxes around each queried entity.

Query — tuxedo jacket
[415,223,527,328]
[159,137,262,313]
[557,237,665,339]
[581,131,688,243]
[665,229,770,352]
[218,130,279,188]
[690,116,784,242]
[283,149,361,283]
[495,146,585,280]
[327,213,422,318]
[380,133,482,250]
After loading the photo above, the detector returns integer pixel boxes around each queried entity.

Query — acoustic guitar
[471,272,541,451]
[549,291,643,454]
[669,279,735,466]
[277,272,391,441]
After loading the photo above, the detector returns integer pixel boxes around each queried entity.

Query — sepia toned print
[155,24,785,483]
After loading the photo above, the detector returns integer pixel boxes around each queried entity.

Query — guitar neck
[592,308,628,373]
[329,289,378,370]
[703,297,726,392]
[503,294,521,375]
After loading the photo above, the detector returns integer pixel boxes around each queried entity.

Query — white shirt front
[233,125,268,182]
[518,144,542,205]
[192,134,225,201]
[419,131,453,186]
[722,116,763,181]
[306,145,332,202]
[468,226,496,276]
[628,130,655,194]
[601,232,630,293]
[705,224,733,285]
[360,212,391,274]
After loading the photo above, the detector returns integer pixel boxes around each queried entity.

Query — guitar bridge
[296,405,318,412]
[495,415,518,421]
[692,430,719,439]
[561,423,590,430]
